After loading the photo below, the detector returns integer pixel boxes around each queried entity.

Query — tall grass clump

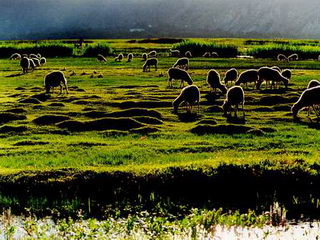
[82,44,113,57]
[172,40,239,57]
[247,44,320,60]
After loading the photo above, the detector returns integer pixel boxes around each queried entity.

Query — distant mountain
[1,0,320,39]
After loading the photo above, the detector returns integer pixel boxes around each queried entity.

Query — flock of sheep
[9,49,320,122]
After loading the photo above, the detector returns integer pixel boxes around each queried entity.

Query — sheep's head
[291,104,299,120]
[222,101,232,115]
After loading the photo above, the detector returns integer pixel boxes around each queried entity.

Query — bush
[83,44,113,57]
[172,40,239,57]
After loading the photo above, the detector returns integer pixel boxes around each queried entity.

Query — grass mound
[130,126,160,134]
[191,124,253,135]
[33,115,71,125]
[14,141,49,146]
[19,98,41,104]
[132,116,163,125]
[106,108,162,119]
[5,108,27,114]
[48,103,65,107]
[31,93,51,102]
[57,117,145,131]
[0,113,27,124]
[0,125,28,133]
[196,119,218,125]
[118,101,171,109]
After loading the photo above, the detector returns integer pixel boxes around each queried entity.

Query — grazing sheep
[167,67,193,88]
[9,53,21,60]
[288,53,299,61]
[29,53,38,59]
[173,85,200,113]
[29,59,36,72]
[170,49,180,57]
[203,52,211,58]
[31,58,40,67]
[206,69,227,94]
[44,71,69,94]
[36,53,41,58]
[223,68,238,86]
[271,66,281,72]
[185,51,192,57]
[222,86,245,117]
[40,57,46,66]
[142,53,148,61]
[277,54,289,62]
[97,54,107,62]
[173,57,189,70]
[211,52,219,58]
[291,86,320,119]
[127,53,134,62]
[20,57,30,74]
[257,67,289,90]
[115,53,124,62]
[142,58,158,72]
[307,79,320,89]
[148,50,157,57]
[235,69,259,89]
[281,69,292,80]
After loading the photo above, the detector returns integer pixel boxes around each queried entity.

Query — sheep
[31,58,41,67]
[97,54,107,62]
[29,59,36,72]
[307,79,320,89]
[256,67,289,90]
[9,53,21,60]
[235,69,259,89]
[288,53,299,61]
[167,67,193,88]
[20,57,30,74]
[114,53,124,62]
[127,53,134,62]
[271,66,281,72]
[206,69,227,94]
[203,52,211,57]
[277,54,289,62]
[40,57,46,66]
[142,58,158,72]
[44,71,69,94]
[36,53,41,58]
[223,68,238,86]
[281,69,292,80]
[222,86,245,117]
[148,50,157,57]
[211,52,219,58]
[185,51,192,57]
[173,57,189,70]
[142,53,148,61]
[170,49,180,57]
[291,86,320,119]
[29,53,38,59]
[173,85,200,114]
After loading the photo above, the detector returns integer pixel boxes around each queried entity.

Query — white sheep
[9,53,21,60]
[222,85,245,117]
[170,49,180,57]
[206,69,227,94]
[167,67,193,88]
[173,85,200,113]
[203,52,211,58]
[142,58,158,72]
[127,53,134,62]
[114,53,124,62]
[185,51,192,57]
[173,57,189,70]
[44,71,69,94]
[307,79,320,89]
[97,54,107,62]
[142,53,148,61]
[211,52,219,58]
[235,69,259,89]
[29,53,38,59]
[31,58,40,67]
[291,86,320,119]
[288,53,299,61]
[277,54,289,62]
[148,50,157,57]
[281,69,292,80]
[257,67,289,90]
[40,57,46,66]
[20,57,30,74]
[223,68,238,86]
[271,66,281,72]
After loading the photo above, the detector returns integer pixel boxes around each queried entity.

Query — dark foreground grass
[1,39,320,218]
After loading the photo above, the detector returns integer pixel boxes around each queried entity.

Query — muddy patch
[33,115,71,125]
[191,124,253,135]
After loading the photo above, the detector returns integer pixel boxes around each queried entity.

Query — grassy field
[1,38,320,218]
